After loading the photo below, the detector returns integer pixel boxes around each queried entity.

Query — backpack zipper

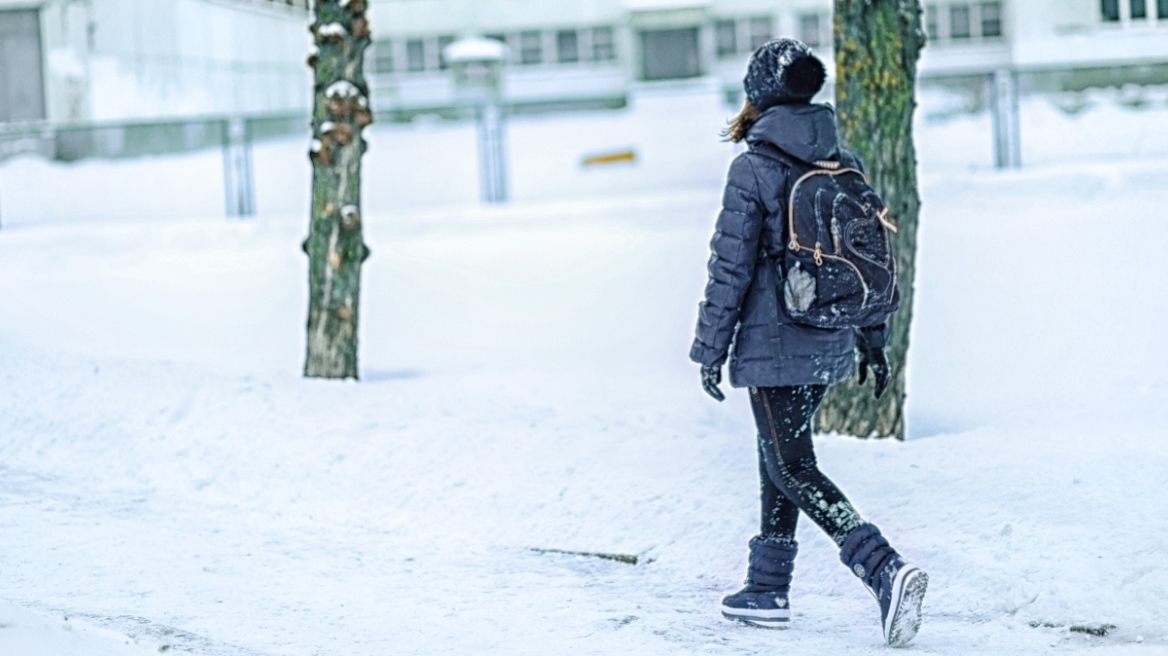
[788,167,874,308]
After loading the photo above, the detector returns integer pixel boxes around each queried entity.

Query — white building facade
[7,0,1165,126]
[367,0,837,115]
[365,0,1168,116]
[925,0,1168,87]
[0,0,312,125]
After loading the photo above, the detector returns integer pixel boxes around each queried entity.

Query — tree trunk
[304,0,373,380]
[816,0,926,439]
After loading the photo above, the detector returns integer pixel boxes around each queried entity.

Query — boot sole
[721,606,791,628]
[885,567,928,648]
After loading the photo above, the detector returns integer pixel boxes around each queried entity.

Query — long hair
[722,98,760,143]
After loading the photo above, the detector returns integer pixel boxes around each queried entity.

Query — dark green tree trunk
[816,0,926,439]
[304,0,373,379]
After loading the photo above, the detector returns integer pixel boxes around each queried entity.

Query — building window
[799,14,822,47]
[557,30,579,63]
[949,4,972,38]
[406,39,426,72]
[748,16,772,51]
[715,19,737,57]
[519,30,543,65]
[373,40,394,73]
[925,2,1005,41]
[980,2,1002,37]
[641,27,700,80]
[1101,0,1121,21]
[925,4,940,39]
[0,9,46,122]
[1100,0,1160,21]
[592,27,615,61]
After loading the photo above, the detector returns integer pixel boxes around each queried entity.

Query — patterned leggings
[749,385,866,546]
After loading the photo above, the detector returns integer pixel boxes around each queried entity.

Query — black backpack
[759,146,901,329]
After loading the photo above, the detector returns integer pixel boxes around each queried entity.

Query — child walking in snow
[691,38,928,648]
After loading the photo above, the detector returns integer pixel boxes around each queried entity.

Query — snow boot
[840,523,928,648]
[721,536,797,627]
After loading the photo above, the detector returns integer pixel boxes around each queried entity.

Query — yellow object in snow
[582,150,637,166]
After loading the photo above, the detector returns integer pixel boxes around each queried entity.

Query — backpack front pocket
[782,165,899,329]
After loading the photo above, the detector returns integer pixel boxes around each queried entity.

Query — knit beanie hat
[744,38,826,110]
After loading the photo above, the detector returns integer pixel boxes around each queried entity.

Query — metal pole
[222,117,256,217]
[991,69,1021,169]
[240,118,255,215]
[222,119,237,216]
[477,101,508,203]
[446,38,510,203]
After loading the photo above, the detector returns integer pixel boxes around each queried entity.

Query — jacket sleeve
[690,154,766,368]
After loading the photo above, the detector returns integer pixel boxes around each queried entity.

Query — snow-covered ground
[1,90,1166,655]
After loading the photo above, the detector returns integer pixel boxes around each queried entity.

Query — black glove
[857,346,890,399]
[701,365,725,402]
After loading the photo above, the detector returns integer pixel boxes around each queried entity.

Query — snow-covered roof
[443,37,509,64]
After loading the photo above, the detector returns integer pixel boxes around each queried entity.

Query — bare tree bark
[304,0,373,380]
[816,0,926,439]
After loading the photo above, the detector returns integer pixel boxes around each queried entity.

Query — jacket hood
[746,103,840,163]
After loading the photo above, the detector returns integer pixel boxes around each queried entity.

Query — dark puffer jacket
[691,103,878,388]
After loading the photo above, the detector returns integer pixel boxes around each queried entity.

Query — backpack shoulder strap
[746,142,820,262]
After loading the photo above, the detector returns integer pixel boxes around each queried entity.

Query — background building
[365,0,1168,116]
[365,0,837,116]
[7,0,1167,123]
[4,0,1167,163]
[0,0,311,126]
[924,1,1168,96]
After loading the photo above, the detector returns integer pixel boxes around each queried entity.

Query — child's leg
[749,385,866,546]
[750,385,928,645]
[719,401,806,626]
[758,438,800,540]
